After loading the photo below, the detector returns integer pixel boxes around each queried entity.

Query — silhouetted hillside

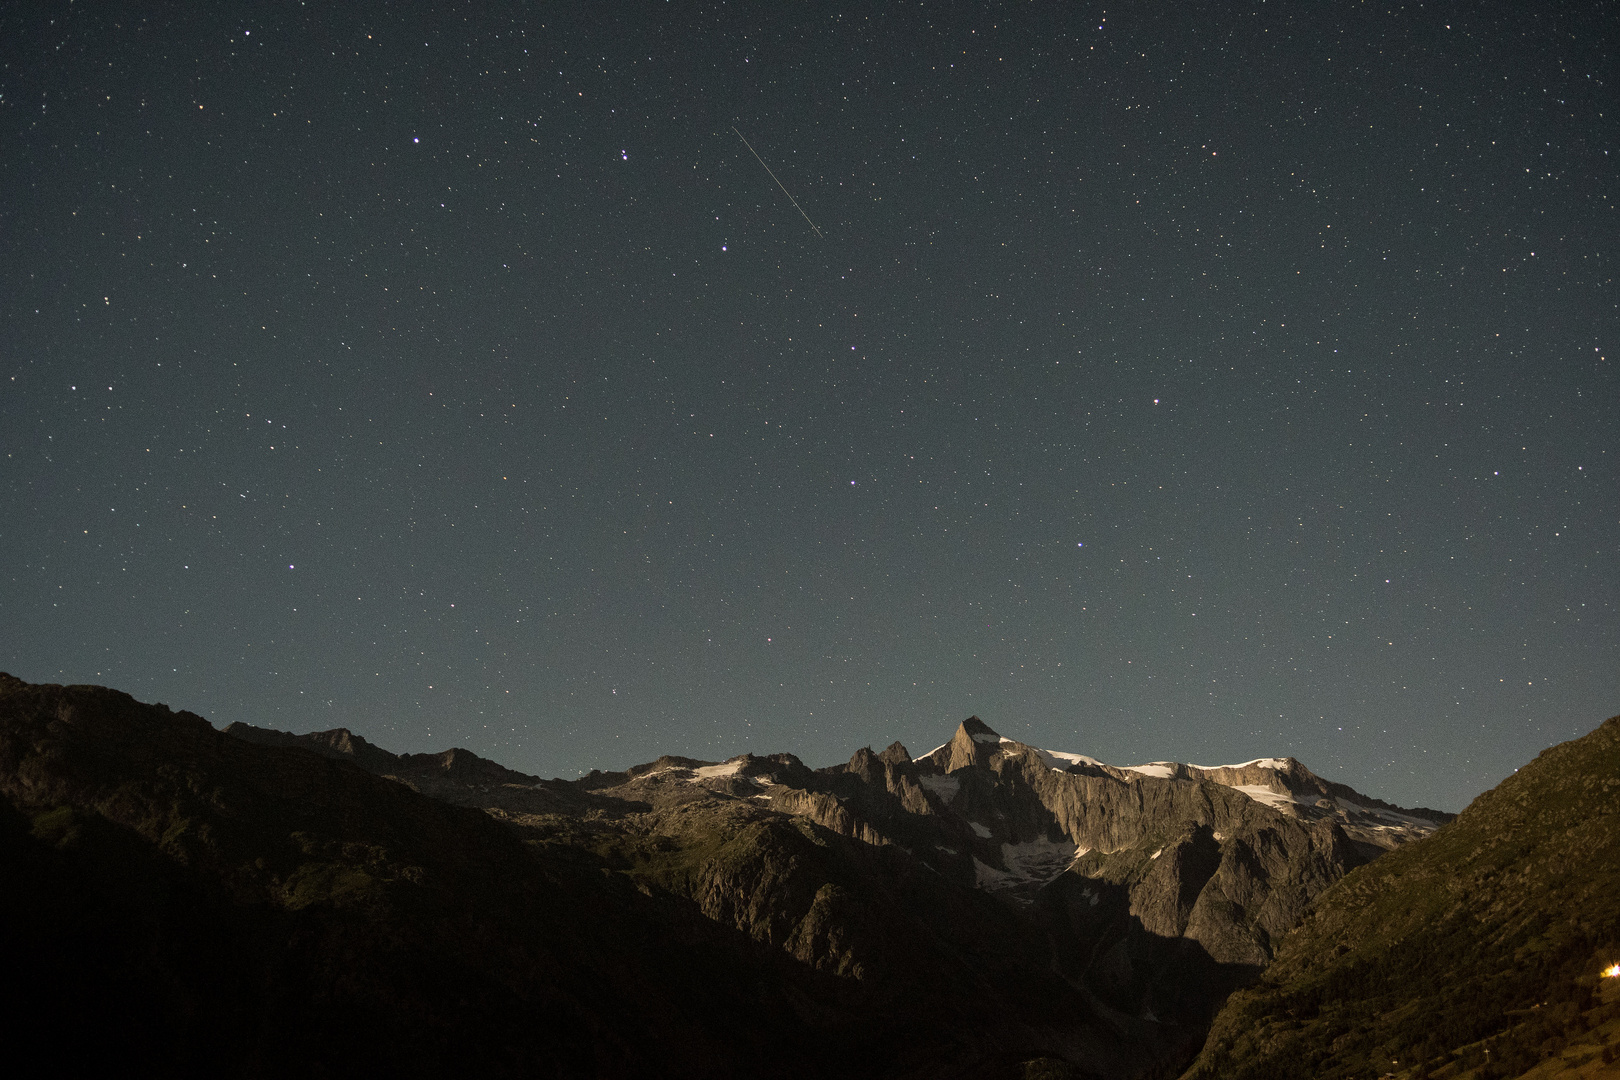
[1182,715,1620,1080]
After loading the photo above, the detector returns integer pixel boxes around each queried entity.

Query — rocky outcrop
[222,720,405,774]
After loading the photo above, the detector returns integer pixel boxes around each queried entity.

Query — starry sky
[3,1,1616,811]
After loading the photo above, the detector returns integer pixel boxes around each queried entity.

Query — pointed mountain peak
[959,716,1002,743]
[916,716,1007,773]
[845,742,912,778]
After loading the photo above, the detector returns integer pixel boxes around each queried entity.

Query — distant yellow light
[1603,964,1620,979]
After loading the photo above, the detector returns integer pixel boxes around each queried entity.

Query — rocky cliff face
[584,715,1446,1030]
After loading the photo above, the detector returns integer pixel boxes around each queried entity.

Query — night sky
[4,2,1615,812]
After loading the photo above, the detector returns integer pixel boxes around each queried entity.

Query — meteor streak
[732,126,822,238]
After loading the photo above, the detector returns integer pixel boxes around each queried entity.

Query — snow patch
[971,842,1083,891]
[1335,796,1435,826]
[1124,762,1177,779]
[691,760,744,780]
[1000,837,1083,884]
[970,732,1001,744]
[1035,747,1105,771]
[1197,757,1292,771]
[1229,784,1306,812]
[973,856,1018,889]
[1150,848,1164,860]
[918,774,960,802]
[968,820,994,839]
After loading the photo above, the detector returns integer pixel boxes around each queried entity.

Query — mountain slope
[1,674,1144,1078]
[1181,715,1620,1080]
[0,674,866,1078]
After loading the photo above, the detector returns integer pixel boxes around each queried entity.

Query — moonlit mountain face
[3,3,1616,816]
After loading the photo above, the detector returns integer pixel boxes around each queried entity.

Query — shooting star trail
[732,126,822,238]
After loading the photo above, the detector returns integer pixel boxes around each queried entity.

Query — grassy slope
[1182,716,1620,1080]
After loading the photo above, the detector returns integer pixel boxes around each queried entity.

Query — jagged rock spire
[931,716,1005,772]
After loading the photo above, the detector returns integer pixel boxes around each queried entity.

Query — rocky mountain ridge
[4,672,1461,1077]
[229,708,1448,1040]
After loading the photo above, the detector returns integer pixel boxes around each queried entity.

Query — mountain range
[5,672,1608,1078]
[224,709,1448,1049]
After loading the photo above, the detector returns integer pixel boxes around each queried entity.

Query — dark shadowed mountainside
[1181,715,1620,1080]
[1,675,1137,1078]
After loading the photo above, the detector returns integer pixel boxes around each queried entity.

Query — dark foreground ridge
[1182,714,1620,1080]
[0,673,1479,1078]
